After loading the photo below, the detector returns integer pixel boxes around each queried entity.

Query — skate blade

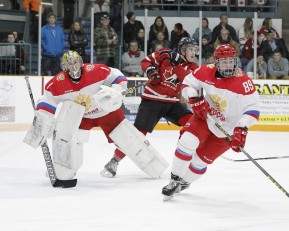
[100,169,115,178]
[163,195,174,201]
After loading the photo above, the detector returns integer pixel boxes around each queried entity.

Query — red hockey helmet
[214,44,237,77]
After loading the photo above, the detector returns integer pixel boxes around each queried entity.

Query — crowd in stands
[121,11,289,79]
[1,0,288,79]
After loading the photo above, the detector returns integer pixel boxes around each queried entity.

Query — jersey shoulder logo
[56,73,65,81]
[85,64,95,72]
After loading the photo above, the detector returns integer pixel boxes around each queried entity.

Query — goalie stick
[221,155,289,162]
[24,76,77,188]
[207,114,289,198]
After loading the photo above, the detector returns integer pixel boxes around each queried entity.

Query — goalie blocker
[109,119,169,178]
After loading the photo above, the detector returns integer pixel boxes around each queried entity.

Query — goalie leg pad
[52,101,88,180]
[109,119,169,178]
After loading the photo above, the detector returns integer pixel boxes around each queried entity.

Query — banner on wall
[254,80,289,125]
[0,78,15,122]
[122,78,289,126]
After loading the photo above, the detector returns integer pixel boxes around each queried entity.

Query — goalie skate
[162,173,182,201]
[100,158,119,178]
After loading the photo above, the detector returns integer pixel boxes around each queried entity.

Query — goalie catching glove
[189,96,210,120]
[229,127,248,152]
[23,110,56,148]
[92,84,124,113]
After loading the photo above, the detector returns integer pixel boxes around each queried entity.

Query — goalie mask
[177,37,198,62]
[62,50,83,81]
[214,44,237,78]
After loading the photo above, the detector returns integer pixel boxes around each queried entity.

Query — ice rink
[0,130,289,231]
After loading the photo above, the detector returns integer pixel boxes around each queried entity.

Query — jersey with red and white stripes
[36,64,127,119]
[141,48,198,103]
[182,64,260,138]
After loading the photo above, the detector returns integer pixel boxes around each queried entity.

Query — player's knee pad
[177,131,200,156]
[52,101,88,179]
[109,119,169,178]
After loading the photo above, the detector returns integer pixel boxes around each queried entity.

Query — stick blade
[53,179,77,188]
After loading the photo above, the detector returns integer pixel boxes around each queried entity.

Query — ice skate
[162,173,182,201]
[100,158,119,178]
[179,180,190,192]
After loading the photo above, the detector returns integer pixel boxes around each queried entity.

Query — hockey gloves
[160,50,183,66]
[229,127,248,152]
[189,96,210,120]
[146,66,161,85]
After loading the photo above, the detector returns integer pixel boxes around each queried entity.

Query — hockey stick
[124,77,155,95]
[207,114,289,198]
[221,155,289,162]
[24,76,77,188]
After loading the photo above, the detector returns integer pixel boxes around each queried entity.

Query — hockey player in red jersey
[24,50,166,181]
[162,44,260,201]
[101,37,199,178]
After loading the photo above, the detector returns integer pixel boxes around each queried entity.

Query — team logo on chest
[163,69,179,86]
[73,94,92,113]
[209,94,227,112]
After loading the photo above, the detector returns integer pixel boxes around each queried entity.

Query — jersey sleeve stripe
[36,102,56,114]
[244,110,260,119]
[111,76,128,84]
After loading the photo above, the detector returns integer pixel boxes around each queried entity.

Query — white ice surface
[0,130,289,231]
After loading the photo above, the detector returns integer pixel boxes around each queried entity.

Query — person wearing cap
[94,13,118,67]
[123,12,144,51]
[260,29,289,62]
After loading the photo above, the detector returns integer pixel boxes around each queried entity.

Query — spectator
[258,17,280,44]
[192,17,212,44]
[200,34,214,63]
[41,12,64,76]
[22,0,44,44]
[260,29,289,62]
[11,30,21,43]
[267,50,289,79]
[93,0,110,27]
[136,28,145,52]
[110,0,122,33]
[148,16,169,51]
[69,21,89,63]
[123,12,144,51]
[0,32,25,75]
[150,31,170,54]
[211,13,238,44]
[63,0,76,31]
[238,17,253,51]
[121,40,145,77]
[240,31,260,71]
[204,52,215,64]
[246,52,267,79]
[170,23,189,51]
[154,41,164,51]
[213,28,240,56]
[94,13,118,67]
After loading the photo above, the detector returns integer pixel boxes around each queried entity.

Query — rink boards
[0,76,289,132]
